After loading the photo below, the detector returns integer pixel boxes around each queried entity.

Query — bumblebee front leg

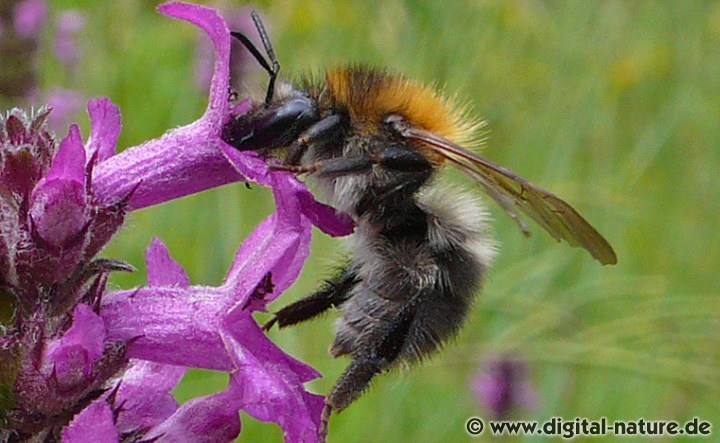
[271,144,433,177]
[285,114,343,165]
[263,264,359,331]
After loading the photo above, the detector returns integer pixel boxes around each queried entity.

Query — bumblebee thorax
[323,66,478,144]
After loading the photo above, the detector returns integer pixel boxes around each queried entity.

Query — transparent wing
[395,124,617,265]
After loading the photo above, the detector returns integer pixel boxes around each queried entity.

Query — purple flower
[96,233,324,442]
[53,10,85,67]
[471,355,537,419]
[91,2,353,236]
[0,104,135,439]
[12,0,47,38]
[19,89,85,134]
[1,1,353,441]
[194,5,264,91]
[1,0,84,124]
[0,1,44,103]
[44,88,84,132]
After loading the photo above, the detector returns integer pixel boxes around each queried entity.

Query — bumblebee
[223,13,616,441]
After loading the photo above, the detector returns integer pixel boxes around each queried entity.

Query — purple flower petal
[43,304,106,386]
[92,2,239,210]
[284,176,355,237]
[13,0,47,38]
[91,2,352,243]
[146,237,190,288]
[194,6,264,91]
[223,322,324,443]
[45,124,85,183]
[147,390,240,443]
[4,3,353,440]
[113,360,186,433]
[134,319,322,443]
[29,124,88,247]
[28,179,87,247]
[102,200,311,371]
[100,180,324,438]
[61,401,119,443]
[218,141,355,238]
[158,2,231,130]
[145,390,241,442]
[103,285,232,370]
[222,184,310,315]
[86,97,121,163]
[91,125,243,210]
[229,97,252,117]
[217,139,271,185]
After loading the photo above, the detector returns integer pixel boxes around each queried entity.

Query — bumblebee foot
[261,265,358,331]
[268,163,317,174]
[261,316,278,331]
[319,402,333,443]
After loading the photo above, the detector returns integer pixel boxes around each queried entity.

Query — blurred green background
[13,0,720,441]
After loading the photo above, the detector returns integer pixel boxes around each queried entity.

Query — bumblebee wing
[397,126,617,265]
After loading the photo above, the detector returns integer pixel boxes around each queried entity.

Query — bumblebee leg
[263,265,359,331]
[273,144,433,177]
[378,145,434,173]
[328,290,422,409]
[321,290,424,440]
[269,156,374,176]
[327,307,415,410]
[286,114,343,166]
[352,147,434,217]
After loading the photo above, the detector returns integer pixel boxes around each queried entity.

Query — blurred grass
[29,0,720,441]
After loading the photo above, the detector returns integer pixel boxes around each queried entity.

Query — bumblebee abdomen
[331,186,495,364]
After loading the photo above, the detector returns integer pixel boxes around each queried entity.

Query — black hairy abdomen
[331,205,485,365]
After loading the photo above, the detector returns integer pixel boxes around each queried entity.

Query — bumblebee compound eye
[223,96,320,151]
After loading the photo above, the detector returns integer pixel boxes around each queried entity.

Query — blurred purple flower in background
[1,2,352,441]
[1,0,86,131]
[12,0,47,38]
[471,355,537,419]
[53,10,85,68]
[19,88,85,137]
[0,0,46,104]
[43,88,84,133]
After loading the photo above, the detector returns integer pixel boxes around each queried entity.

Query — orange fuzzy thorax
[324,66,481,155]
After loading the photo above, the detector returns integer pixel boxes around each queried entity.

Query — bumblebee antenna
[230,11,279,105]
